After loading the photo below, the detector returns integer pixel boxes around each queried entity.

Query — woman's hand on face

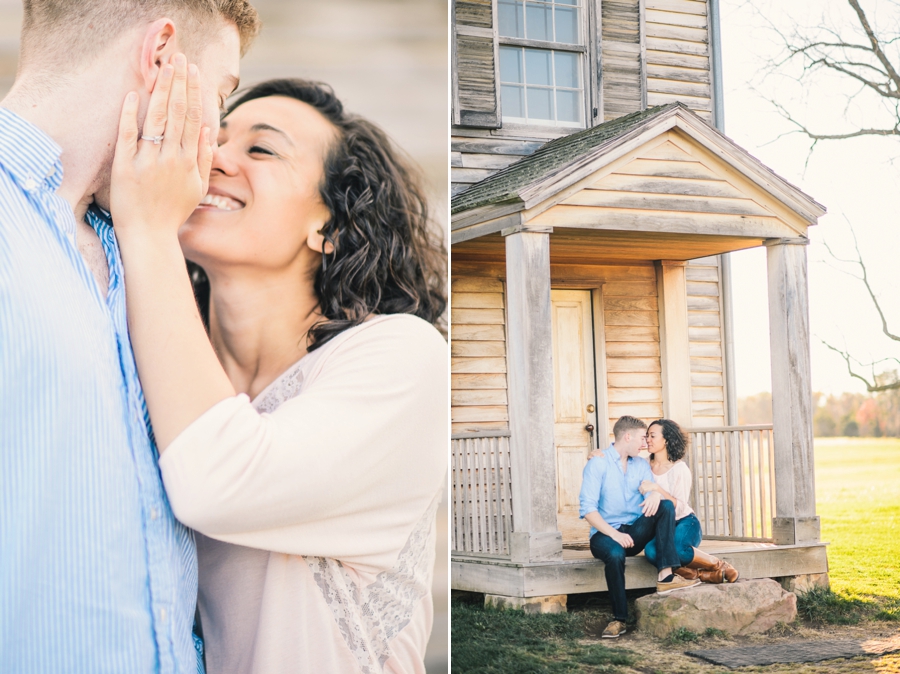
[110,53,213,242]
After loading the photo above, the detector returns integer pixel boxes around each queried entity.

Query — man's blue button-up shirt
[0,108,200,673]
[579,444,654,536]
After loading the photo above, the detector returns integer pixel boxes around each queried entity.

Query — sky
[720,0,900,397]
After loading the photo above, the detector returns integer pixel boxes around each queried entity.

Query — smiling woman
[108,72,448,674]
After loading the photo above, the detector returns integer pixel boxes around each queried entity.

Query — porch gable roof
[450,103,826,244]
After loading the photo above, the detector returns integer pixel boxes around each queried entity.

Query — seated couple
[579,416,739,639]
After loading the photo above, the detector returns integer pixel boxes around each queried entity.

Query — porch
[451,426,829,598]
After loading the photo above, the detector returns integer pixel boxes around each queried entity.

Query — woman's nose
[210,142,239,176]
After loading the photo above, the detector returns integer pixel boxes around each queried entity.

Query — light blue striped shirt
[0,108,201,672]
[579,444,654,535]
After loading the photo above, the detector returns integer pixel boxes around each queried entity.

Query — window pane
[524,48,551,85]
[556,89,581,123]
[501,84,525,118]
[554,6,579,44]
[554,51,579,88]
[555,0,578,5]
[527,87,553,120]
[500,47,524,83]
[525,3,551,40]
[498,0,525,38]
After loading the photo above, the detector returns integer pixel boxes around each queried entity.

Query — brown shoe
[675,566,700,581]
[657,574,701,594]
[602,620,627,638]
[688,548,740,584]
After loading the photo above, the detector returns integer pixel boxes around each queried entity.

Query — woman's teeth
[199,194,242,211]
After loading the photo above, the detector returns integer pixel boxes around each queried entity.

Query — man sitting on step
[579,415,700,638]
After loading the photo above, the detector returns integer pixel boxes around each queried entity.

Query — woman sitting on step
[641,419,739,584]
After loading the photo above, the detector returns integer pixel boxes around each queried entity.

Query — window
[497,0,586,127]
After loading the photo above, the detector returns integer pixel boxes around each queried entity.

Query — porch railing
[451,431,513,556]
[687,425,775,541]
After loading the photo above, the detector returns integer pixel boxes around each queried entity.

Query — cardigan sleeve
[669,461,694,520]
[157,316,448,572]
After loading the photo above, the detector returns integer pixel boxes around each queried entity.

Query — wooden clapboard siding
[451,275,510,433]
[533,130,784,245]
[687,257,726,426]
[601,0,644,121]
[644,0,712,121]
[450,134,544,196]
[603,275,664,437]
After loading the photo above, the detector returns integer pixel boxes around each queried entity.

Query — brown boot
[674,567,700,581]
[687,548,740,584]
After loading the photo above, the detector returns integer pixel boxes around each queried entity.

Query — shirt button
[150,508,159,520]
[23,177,37,191]
[159,607,167,622]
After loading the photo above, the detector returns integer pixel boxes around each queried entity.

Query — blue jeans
[644,513,702,568]
[589,499,680,622]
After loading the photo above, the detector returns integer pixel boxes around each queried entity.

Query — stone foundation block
[485,593,567,614]
[635,579,797,638]
[777,573,830,595]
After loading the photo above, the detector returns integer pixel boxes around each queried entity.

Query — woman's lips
[197,193,245,211]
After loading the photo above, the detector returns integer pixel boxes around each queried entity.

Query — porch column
[657,261,693,427]
[765,238,820,545]
[504,230,563,563]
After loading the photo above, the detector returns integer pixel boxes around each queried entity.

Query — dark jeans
[589,499,680,621]
[644,513,702,568]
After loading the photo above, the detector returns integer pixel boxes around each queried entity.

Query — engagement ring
[140,134,164,144]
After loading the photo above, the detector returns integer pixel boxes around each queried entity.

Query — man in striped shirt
[0,2,258,671]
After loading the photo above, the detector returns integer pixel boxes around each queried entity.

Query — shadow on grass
[797,587,900,625]
[451,600,635,674]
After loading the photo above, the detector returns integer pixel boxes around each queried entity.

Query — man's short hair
[21,0,261,68]
[613,415,647,441]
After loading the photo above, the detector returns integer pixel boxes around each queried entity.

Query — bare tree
[760,0,900,149]
[754,0,900,392]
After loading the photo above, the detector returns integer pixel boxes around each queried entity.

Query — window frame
[495,0,599,131]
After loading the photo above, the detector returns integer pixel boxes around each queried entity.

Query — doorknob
[585,424,595,433]
[586,404,595,413]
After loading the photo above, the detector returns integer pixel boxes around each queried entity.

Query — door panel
[551,290,598,544]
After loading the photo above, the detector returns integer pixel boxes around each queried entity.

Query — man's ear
[140,18,178,92]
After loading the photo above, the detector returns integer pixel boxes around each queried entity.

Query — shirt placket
[92,212,178,674]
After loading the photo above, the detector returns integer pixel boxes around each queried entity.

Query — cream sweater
[654,461,695,521]
[158,315,448,674]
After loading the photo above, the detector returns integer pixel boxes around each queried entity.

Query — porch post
[765,238,820,545]
[504,230,563,563]
[657,261,694,427]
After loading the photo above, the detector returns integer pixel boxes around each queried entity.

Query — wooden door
[550,290,599,544]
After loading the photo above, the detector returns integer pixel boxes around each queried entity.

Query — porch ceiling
[452,229,765,266]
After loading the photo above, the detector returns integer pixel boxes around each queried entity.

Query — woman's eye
[249,145,275,156]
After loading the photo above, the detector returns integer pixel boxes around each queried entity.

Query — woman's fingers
[142,63,174,143]
[182,64,204,151]
[116,92,140,159]
[163,54,188,152]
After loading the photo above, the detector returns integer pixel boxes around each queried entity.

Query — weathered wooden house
[450,0,829,607]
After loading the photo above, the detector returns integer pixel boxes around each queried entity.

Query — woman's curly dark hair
[648,418,688,462]
[189,78,447,350]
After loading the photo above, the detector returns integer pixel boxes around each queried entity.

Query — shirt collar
[0,107,64,193]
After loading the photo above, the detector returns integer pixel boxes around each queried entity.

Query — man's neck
[1,73,125,216]
[613,442,630,470]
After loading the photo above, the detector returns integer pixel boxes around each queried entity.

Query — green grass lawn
[814,438,900,599]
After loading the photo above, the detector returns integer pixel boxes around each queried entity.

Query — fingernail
[189,63,199,76]
[174,53,186,66]
[163,64,174,77]
[127,91,137,103]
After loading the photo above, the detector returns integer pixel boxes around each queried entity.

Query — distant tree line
[738,382,900,438]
